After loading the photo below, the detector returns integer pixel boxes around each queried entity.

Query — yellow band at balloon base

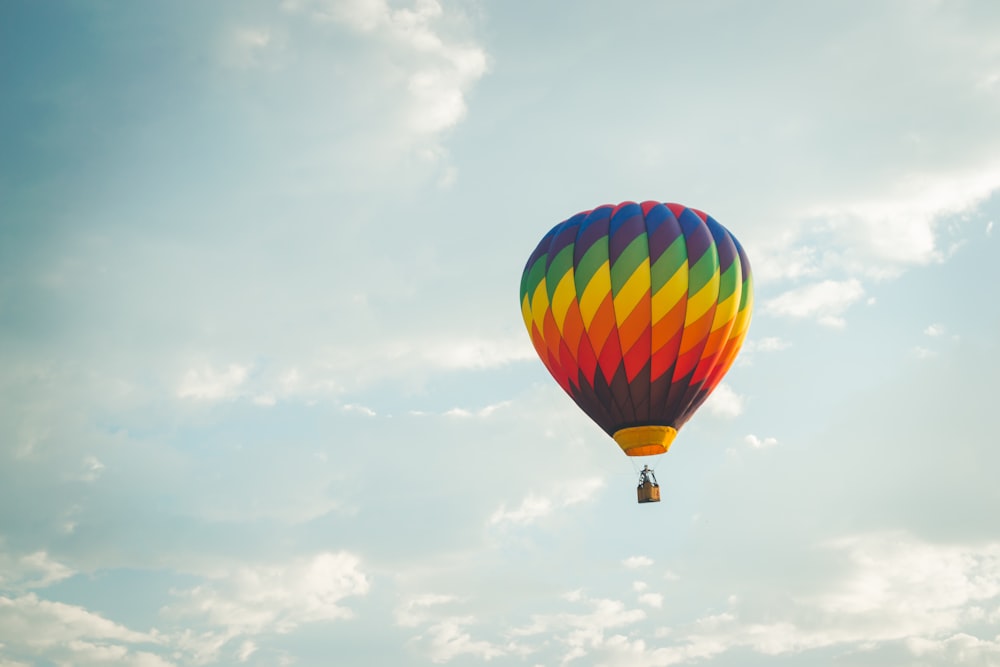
[613,425,678,457]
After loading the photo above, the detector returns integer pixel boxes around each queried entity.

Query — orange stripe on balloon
[690,324,732,384]
[650,299,686,381]
[704,326,749,390]
[586,294,616,361]
[576,327,599,385]
[542,312,573,393]
[673,307,715,379]
[623,326,652,382]
[617,290,651,354]
[597,326,624,384]
[690,294,740,383]
[560,298,585,374]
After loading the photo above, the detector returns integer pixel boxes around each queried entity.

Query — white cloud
[815,533,1000,619]
[598,532,1000,666]
[744,434,778,449]
[988,221,995,236]
[0,550,75,592]
[924,323,945,337]
[489,478,604,526]
[0,657,32,667]
[424,337,536,370]
[236,640,257,662]
[444,401,511,418]
[0,594,165,667]
[221,27,276,69]
[394,596,508,663]
[907,634,1000,664]
[561,478,606,506]
[78,455,105,482]
[342,403,377,416]
[623,556,654,569]
[749,243,819,284]
[638,593,664,608]
[805,164,1000,268]
[510,595,647,664]
[395,594,457,628]
[977,71,1000,91]
[297,335,533,393]
[489,495,552,526]
[421,616,506,664]
[703,383,745,419]
[177,364,249,401]
[165,552,369,660]
[753,337,791,352]
[764,279,865,328]
[293,0,487,135]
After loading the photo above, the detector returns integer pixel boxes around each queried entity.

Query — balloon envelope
[520,201,753,456]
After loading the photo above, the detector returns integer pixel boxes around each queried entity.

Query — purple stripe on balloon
[574,205,613,260]
[705,216,736,272]
[645,203,682,264]
[677,207,712,262]
[608,202,644,265]
[524,225,558,276]
[547,214,584,272]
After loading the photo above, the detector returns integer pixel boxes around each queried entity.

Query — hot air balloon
[519,201,753,503]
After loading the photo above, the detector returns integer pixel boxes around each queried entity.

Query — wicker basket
[637,482,661,503]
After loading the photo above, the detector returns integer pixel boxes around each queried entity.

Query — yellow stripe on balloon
[709,290,739,334]
[613,260,650,326]
[651,265,688,323]
[684,271,720,324]
[550,271,577,334]
[530,280,550,340]
[578,260,612,328]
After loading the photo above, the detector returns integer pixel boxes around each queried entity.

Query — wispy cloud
[291,0,487,136]
[509,595,647,664]
[703,383,745,419]
[753,337,792,352]
[0,594,167,667]
[394,595,508,662]
[444,401,511,418]
[489,478,605,526]
[77,456,105,483]
[738,337,791,366]
[638,592,664,608]
[419,616,507,664]
[764,279,865,328]
[750,243,820,284]
[597,532,1000,666]
[176,364,249,401]
[623,556,654,569]
[394,594,457,628]
[164,552,369,662]
[0,550,75,592]
[806,164,1000,268]
[423,337,536,370]
[220,27,277,69]
[342,403,377,416]
[745,434,778,449]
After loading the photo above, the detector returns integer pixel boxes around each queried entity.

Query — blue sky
[2,1,999,665]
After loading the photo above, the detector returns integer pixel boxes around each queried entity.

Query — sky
[1,0,1000,665]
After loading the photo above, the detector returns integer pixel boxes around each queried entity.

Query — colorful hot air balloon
[520,201,753,499]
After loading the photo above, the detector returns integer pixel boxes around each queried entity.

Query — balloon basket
[637,481,660,504]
